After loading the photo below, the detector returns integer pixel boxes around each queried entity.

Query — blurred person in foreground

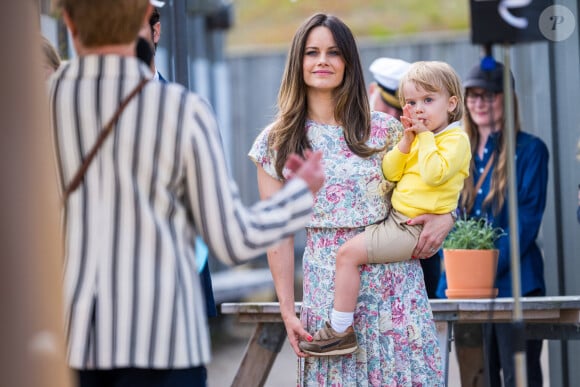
[437,60,549,387]
[49,1,324,386]
[368,56,443,298]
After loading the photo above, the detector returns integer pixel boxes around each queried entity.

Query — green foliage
[443,217,505,250]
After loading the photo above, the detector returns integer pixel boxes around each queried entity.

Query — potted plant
[442,217,505,299]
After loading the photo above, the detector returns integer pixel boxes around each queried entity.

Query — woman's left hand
[408,213,454,258]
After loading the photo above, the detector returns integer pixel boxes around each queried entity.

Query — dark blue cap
[464,61,515,93]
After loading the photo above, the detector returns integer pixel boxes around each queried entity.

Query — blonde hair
[398,61,464,123]
[460,94,521,214]
[58,0,149,47]
[269,13,381,179]
[41,35,61,71]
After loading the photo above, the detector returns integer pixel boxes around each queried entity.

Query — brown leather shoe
[299,322,358,356]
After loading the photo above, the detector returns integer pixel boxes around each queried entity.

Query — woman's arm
[407,213,455,258]
[256,165,313,357]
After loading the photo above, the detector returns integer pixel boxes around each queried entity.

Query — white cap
[150,0,165,7]
[369,57,411,92]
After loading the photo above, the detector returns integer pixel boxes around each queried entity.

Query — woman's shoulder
[248,122,276,162]
[251,122,276,145]
[248,124,282,181]
[370,111,403,145]
[517,130,544,142]
[517,131,549,156]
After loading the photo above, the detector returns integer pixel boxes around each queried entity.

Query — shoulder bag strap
[474,153,495,194]
[63,78,149,202]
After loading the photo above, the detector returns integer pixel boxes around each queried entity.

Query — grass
[226,0,470,50]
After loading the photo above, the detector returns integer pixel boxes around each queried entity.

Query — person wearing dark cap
[437,60,549,387]
[368,57,443,299]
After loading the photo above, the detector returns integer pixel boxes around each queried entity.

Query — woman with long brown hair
[250,13,453,385]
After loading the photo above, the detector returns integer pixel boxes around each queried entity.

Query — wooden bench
[221,296,580,386]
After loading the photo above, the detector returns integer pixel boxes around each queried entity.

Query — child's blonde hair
[398,61,464,122]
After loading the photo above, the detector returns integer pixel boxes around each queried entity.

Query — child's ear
[447,95,458,113]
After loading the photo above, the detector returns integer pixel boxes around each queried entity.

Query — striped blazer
[49,55,314,369]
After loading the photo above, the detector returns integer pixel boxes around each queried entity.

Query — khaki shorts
[365,208,423,264]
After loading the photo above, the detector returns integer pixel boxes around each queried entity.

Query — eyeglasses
[466,90,497,103]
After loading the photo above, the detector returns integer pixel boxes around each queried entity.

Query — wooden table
[220,296,580,386]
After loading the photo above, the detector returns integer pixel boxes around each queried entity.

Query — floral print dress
[249,111,444,386]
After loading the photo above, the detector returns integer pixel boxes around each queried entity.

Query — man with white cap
[50,0,324,386]
[368,57,442,299]
[368,57,411,120]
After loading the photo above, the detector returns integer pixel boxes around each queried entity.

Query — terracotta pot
[443,249,499,299]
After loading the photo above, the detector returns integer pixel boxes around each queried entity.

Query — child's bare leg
[297,233,367,356]
[334,232,369,313]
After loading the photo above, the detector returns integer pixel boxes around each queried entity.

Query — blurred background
[35,0,580,385]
